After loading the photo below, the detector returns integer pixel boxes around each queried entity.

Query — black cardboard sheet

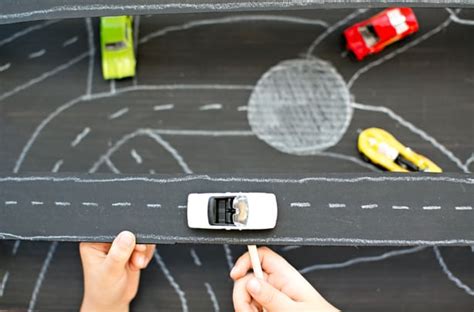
[1,0,474,24]
[1,173,473,245]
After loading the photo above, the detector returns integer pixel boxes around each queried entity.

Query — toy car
[100,16,136,79]
[358,128,442,172]
[343,8,419,61]
[187,192,278,230]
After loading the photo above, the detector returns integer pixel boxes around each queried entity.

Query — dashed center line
[108,107,129,120]
[329,203,346,208]
[153,104,174,111]
[147,204,162,208]
[0,63,11,73]
[112,202,131,207]
[62,36,78,47]
[55,202,70,206]
[392,205,410,210]
[28,49,46,59]
[290,202,311,208]
[199,103,222,111]
[31,201,44,205]
[455,206,472,211]
[5,201,17,205]
[178,205,187,209]
[423,206,441,210]
[361,204,378,209]
[71,127,91,147]
[237,105,248,111]
[82,202,98,207]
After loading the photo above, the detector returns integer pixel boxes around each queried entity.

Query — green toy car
[100,16,136,80]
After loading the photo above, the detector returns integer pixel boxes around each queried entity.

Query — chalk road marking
[455,206,472,211]
[5,201,17,205]
[82,202,98,207]
[392,206,410,210]
[291,202,311,208]
[112,202,131,207]
[31,201,44,206]
[423,206,441,210]
[154,104,174,111]
[329,203,346,208]
[55,201,70,206]
[361,204,378,209]
[147,203,162,208]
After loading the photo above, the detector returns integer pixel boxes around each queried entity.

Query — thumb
[246,277,294,311]
[104,231,136,275]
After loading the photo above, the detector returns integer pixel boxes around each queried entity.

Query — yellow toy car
[100,16,136,80]
[358,128,442,173]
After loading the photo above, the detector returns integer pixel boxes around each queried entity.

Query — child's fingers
[134,244,147,252]
[233,274,259,312]
[104,231,136,274]
[129,245,156,270]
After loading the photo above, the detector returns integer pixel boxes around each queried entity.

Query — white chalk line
[147,203,161,208]
[2,175,473,185]
[54,201,70,206]
[393,206,410,210]
[28,241,58,312]
[352,102,470,173]
[465,154,474,167]
[28,49,46,59]
[361,204,377,209]
[0,63,11,73]
[0,20,60,48]
[291,202,311,208]
[455,206,472,211]
[204,282,220,312]
[281,245,302,252]
[31,201,44,205]
[0,52,89,104]
[108,107,129,119]
[82,202,98,207]
[199,103,222,111]
[112,202,131,207]
[446,8,474,26]
[223,244,234,271]
[11,241,20,255]
[130,149,143,164]
[110,79,116,94]
[434,246,474,296]
[306,8,368,58]
[154,104,174,111]
[5,201,17,205]
[189,248,202,266]
[299,246,426,274]
[88,128,192,174]
[62,36,78,47]
[3,232,474,246]
[139,14,328,44]
[154,250,188,312]
[348,15,454,88]
[85,18,95,97]
[70,127,91,147]
[329,203,346,208]
[105,157,121,174]
[423,206,441,210]
[178,205,187,209]
[237,105,248,111]
[51,159,64,173]
[0,271,9,297]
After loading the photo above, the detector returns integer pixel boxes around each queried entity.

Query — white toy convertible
[187,192,278,230]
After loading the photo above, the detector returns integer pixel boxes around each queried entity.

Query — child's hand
[230,247,339,312]
[79,231,155,312]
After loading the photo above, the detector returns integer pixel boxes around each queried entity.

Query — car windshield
[105,41,126,51]
[358,24,379,48]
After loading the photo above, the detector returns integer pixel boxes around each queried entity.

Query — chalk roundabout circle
[247,58,352,155]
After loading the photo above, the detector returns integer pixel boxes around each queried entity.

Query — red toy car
[343,8,419,61]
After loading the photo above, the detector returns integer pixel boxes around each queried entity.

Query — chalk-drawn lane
[0,174,472,245]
